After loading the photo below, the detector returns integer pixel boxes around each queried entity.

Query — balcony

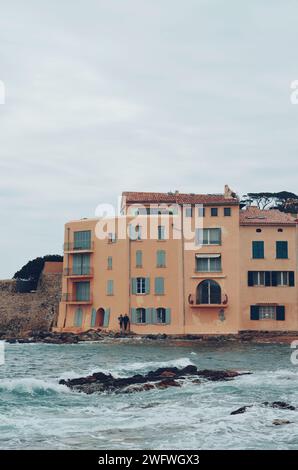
[63,267,94,278]
[61,293,93,304]
[188,293,228,308]
[63,242,94,253]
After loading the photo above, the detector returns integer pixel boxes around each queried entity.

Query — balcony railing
[188,293,228,308]
[63,242,94,252]
[63,267,94,277]
[61,293,93,304]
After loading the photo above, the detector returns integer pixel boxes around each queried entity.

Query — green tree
[13,255,63,287]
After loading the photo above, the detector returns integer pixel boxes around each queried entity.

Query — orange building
[55,186,298,335]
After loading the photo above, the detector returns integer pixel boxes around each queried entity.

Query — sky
[0,0,298,279]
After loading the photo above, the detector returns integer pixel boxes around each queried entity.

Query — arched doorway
[95,308,105,328]
[196,280,221,304]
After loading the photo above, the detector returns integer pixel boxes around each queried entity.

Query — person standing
[118,314,124,332]
[123,314,130,333]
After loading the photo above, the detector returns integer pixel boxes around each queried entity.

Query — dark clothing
[118,316,124,328]
[123,315,130,331]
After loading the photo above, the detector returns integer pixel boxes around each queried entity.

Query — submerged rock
[272,419,292,426]
[59,366,247,394]
[230,405,253,415]
[231,401,296,415]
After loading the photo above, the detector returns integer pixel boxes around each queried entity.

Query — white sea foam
[0,377,70,395]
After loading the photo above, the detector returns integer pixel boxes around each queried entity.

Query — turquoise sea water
[0,340,297,450]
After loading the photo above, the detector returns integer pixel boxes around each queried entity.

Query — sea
[0,339,297,450]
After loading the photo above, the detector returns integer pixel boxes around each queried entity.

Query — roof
[240,206,297,226]
[122,191,239,206]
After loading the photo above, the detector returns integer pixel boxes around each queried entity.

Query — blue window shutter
[289,271,295,287]
[276,306,285,321]
[165,308,171,324]
[276,241,288,259]
[265,271,271,287]
[252,241,264,259]
[74,308,83,327]
[157,250,166,267]
[107,256,112,269]
[131,308,137,323]
[248,272,254,286]
[145,277,150,294]
[250,306,260,320]
[103,308,110,327]
[271,271,277,286]
[136,250,142,267]
[107,280,113,295]
[91,308,96,327]
[155,277,164,295]
[145,308,153,324]
[131,278,137,294]
[152,308,157,324]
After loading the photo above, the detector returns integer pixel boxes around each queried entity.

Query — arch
[94,307,105,328]
[196,280,221,305]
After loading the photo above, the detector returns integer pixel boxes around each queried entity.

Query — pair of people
[118,314,130,332]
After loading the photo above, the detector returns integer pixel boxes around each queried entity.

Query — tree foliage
[13,255,63,283]
[240,191,298,213]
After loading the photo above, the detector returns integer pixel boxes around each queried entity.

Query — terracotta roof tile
[240,206,296,226]
[122,191,238,206]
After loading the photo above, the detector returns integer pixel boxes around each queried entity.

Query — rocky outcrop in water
[59,365,248,394]
[231,401,296,415]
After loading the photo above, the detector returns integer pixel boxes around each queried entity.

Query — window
[278,228,283,233]
[136,308,146,324]
[252,241,264,259]
[132,277,150,294]
[74,230,91,250]
[198,206,205,217]
[107,280,114,295]
[75,282,90,301]
[107,256,113,270]
[252,271,265,286]
[155,277,165,295]
[135,225,142,240]
[276,241,288,259]
[196,228,221,245]
[158,225,165,240]
[136,250,142,267]
[73,254,90,275]
[74,307,83,327]
[196,280,221,304]
[256,228,262,233]
[196,254,221,272]
[250,305,285,321]
[276,271,289,286]
[259,306,276,320]
[156,307,166,323]
[211,207,218,216]
[185,207,193,217]
[224,207,231,216]
[137,277,146,294]
[157,250,166,267]
[108,233,117,243]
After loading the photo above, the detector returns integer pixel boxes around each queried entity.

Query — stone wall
[0,271,62,338]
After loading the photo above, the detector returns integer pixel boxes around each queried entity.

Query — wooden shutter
[74,307,83,327]
[131,308,137,323]
[131,278,137,294]
[271,271,277,286]
[155,277,164,295]
[265,271,271,287]
[91,308,96,327]
[103,308,110,327]
[276,306,285,321]
[136,250,142,267]
[250,305,260,320]
[145,277,150,294]
[248,272,254,286]
[165,308,171,324]
[289,271,295,287]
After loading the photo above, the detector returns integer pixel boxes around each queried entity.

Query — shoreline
[2,329,298,345]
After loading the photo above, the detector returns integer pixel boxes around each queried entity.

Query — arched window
[197,280,221,304]
[136,308,146,324]
[156,307,166,323]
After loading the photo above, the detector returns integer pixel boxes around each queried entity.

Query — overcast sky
[0,0,298,278]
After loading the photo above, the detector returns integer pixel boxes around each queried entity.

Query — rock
[197,369,248,381]
[272,419,292,426]
[263,401,296,411]
[230,405,253,415]
[60,365,247,394]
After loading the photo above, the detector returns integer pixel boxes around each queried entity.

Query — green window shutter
[250,305,260,320]
[73,254,81,274]
[157,250,166,267]
[131,308,137,323]
[131,278,137,294]
[76,282,90,301]
[271,271,277,286]
[152,308,157,324]
[289,271,295,287]
[252,241,264,259]
[276,241,288,259]
[107,280,114,295]
[74,230,91,250]
[165,308,171,324]
[91,308,96,327]
[145,277,150,294]
[74,307,83,327]
[155,277,164,295]
[276,306,285,321]
[248,272,254,286]
[265,271,271,287]
[145,308,153,324]
[103,308,110,327]
[107,256,112,269]
[136,250,142,267]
